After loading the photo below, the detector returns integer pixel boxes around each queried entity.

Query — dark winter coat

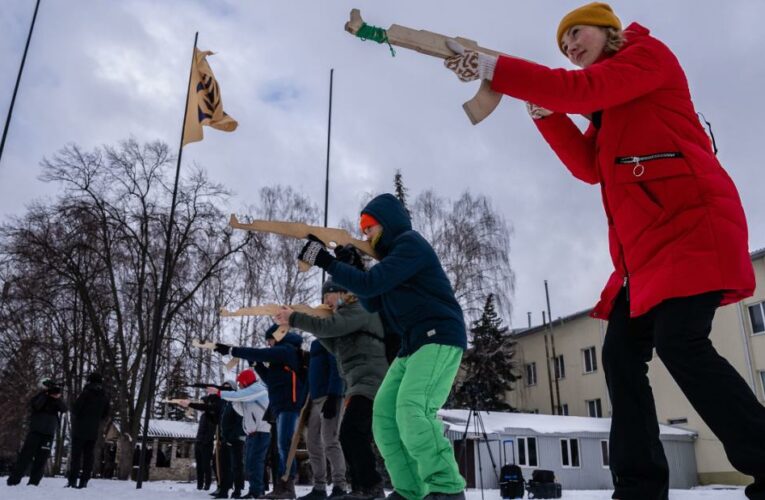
[327,194,467,356]
[232,332,306,414]
[71,382,110,440]
[491,22,754,319]
[189,394,223,443]
[307,340,344,400]
[28,390,67,436]
[220,401,245,443]
[290,300,388,400]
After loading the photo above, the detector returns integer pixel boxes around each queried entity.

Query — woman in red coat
[446,3,764,499]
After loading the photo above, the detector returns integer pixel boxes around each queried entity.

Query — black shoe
[328,486,347,499]
[298,488,328,500]
[7,477,20,486]
[211,491,223,497]
[423,492,465,500]
[212,491,230,499]
[232,491,243,499]
[240,493,259,499]
[77,479,89,489]
[377,492,405,500]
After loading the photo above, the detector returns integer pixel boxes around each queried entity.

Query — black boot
[423,492,466,500]
[77,478,89,489]
[298,488,328,500]
[328,486,347,500]
[212,490,230,499]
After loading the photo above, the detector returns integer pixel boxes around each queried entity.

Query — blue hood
[361,194,412,257]
[279,332,303,349]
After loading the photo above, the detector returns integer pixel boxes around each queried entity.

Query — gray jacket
[290,300,387,400]
[219,380,271,434]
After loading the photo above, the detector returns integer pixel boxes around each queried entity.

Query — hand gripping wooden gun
[220,303,334,341]
[345,9,508,125]
[192,339,240,371]
[228,214,378,272]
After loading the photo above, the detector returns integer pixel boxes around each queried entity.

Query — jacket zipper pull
[623,275,630,303]
[631,156,644,177]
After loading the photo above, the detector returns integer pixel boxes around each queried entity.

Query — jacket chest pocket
[613,152,690,213]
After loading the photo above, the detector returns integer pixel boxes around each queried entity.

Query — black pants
[603,290,765,500]
[195,441,214,489]
[339,396,382,490]
[68,437,96,486]
[221,440,244,493]
[8,431,53,485]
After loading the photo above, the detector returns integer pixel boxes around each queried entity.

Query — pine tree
[393,170,410,216]
[162,358,191,421]
[451,294,519,411]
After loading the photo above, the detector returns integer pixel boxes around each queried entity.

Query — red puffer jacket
[491,23,754,318]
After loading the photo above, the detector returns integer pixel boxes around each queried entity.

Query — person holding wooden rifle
[296,193,467,500]
[67,372,110,489]
[442,2,765,499]
[178,390,223,491]
[275,276,388,500]
[215,326,307,499]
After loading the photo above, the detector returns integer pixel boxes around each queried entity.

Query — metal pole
[136,31,198,489]
[545,280,562,415]
[321,69,334,287]
[0,0,41,166]
[542,312,555,415]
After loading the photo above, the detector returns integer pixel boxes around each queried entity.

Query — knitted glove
[321,394,341,419]
[297,235,335,270]
[444,39,497,82]
[214,343,231,356]
[334,244,365,271]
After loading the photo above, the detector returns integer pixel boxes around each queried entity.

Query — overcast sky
[1,0,764,330]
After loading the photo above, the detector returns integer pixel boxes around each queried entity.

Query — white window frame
[558,403,569,416]
[586,398,603,418]
[517,436,539,468]
[560,438,581,468]
[526,362,537,386]
[759,371,765,399]
[749,302,765,335]
[554,355,566,380]
[600,440,609,468]
[582,346,598,374]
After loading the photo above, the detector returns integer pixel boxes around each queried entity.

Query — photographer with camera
[7,379,67,486]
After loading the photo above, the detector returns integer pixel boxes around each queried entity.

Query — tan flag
[183,48,238,145]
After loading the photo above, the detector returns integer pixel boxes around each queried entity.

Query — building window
[759,371,765,398]
[586,399,603,418]
[554,355,566,380]
[560,438,580,468]
[525,362,537,386]
[600,440,609,468]
[667,417,688,425]
[517,437,539,467]
[749,302,765,334]
[582,346,598,373]
[557,403,569,416]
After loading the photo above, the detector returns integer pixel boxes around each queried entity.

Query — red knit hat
[359,213,380,233]
[236,369,257,387]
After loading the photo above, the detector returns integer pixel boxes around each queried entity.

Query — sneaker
[378,492,406,500]
[423,492,465,500]
[363,484,385,499]
[298,488,328,500]
[263,479,296,499]
[232,490,244,499]
[328,486,348,499]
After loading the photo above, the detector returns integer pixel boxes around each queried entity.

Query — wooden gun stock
[345,8,506,125]
[220,303,334,342]
[192,339,240,371]
[229,214,377,272]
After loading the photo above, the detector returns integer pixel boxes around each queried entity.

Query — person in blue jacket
[216,326,306,500]
[297,193,468,500]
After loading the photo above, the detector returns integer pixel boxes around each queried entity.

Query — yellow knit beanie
[557,2,622,54]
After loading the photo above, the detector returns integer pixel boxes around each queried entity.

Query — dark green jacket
[290,300,387,400]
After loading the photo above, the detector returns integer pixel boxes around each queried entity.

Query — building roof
[113,419,197,440]
[439,409,696,439]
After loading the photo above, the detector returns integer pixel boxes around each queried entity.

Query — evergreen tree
[451,294,518,411]
[393,170,410,216]
[162,358,191,421]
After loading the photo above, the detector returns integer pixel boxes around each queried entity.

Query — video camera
[41,379,62,395]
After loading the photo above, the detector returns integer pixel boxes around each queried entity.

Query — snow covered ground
[0,478,750,499]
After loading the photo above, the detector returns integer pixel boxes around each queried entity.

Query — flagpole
[136,31,198,489]
[0,0,41,167]
[321,68,334,285]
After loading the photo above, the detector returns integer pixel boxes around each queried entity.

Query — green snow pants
[372,343,466,500]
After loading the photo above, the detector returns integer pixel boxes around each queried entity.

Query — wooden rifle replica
[221,303,334,342]
[345,9,508,125]
[192,339,240,371]
[228,214,377,272]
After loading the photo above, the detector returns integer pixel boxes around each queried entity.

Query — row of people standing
[6,372,110,488]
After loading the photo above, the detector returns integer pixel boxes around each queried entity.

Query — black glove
[334,245,365,271]
[297,234,334,270]
[214,343,231,356]
[321,394,341,420]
